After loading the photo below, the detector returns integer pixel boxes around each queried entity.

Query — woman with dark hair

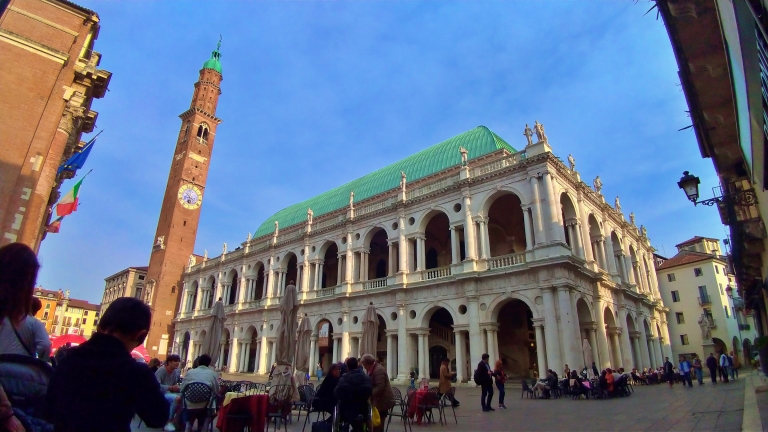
[314,362,342,421]
[0,243,41,357]
[148,358,162,373]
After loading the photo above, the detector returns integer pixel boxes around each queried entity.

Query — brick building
[0,0,111,250]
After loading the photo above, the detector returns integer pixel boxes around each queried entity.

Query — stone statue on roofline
[459,146,468,166]
[523,124,534,147]
[349,191,355,208]
[307,208,313,224]
[641,225,647,238]
[568,154,576,171]
[188,255,196,268]
[400,171,407,193]
[204,249,208,261]
[615,196,621,212]
[533,120,548,143]
[222,242,227,254]
[593,176,603,194]
[629,212,636,226]
[247,232,251,241]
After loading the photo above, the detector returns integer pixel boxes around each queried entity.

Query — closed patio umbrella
[294,314,312,386]
[359,302,378,357]
[274,283,298,364]
[201,299,226,366]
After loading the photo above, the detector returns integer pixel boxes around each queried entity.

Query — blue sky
[37,0,726,303]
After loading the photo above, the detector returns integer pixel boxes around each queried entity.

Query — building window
[135,287,143,299]
[82,318,87,325]
[725,306,730,318]
[694,268,703,277]
[138,275,145,280]
[45,304,50,309]
[719,283,724,295]
[671,291,680,302]
[681,334,689,345]
[667,273,676,282]
[42,312,48,320]
[676,312,685,324]
[715,266,720,274]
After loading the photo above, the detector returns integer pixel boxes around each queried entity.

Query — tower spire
[202,37,222,74]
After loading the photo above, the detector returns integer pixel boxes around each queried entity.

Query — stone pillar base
[702,340,717,357]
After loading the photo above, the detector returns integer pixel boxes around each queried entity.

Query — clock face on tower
[178,184,203,210]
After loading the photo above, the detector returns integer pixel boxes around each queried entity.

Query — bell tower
[144,42,223,357]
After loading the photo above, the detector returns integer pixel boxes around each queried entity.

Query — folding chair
[266,385,293,432]
[294,384,310,422]
[417,388,443,425]
[440,387,458,424]
[385,389,412,432]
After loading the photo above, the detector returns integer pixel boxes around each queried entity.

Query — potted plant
[755,336,768,375]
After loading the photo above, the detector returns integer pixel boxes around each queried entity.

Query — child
[409,368,416,389]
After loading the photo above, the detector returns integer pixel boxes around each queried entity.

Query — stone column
[618,314,634,369]
[542,172,563,243]
[333,335,342,363]
[593,298,610,369]
[638,321,651,369]
[541,287,562,372]
[468,297,483,370]
[258,334,269,373]
[242,342,251,372]
[416,236,426,271]
[485,328,495,362]
[522,206,534,250]
[577,197,594,262]
[253,341,261,373]
[345,233,353,283]
[387,242,395,276]
[647,337,657,368]
[573,223,585,258]
[478,218,490,260]
[603,234,618,275]
[386,334,394,377]
[398,212,408,274]
[301,249,310,292]
[454,330,465,382]
[217,344,225,369]
[588,327,600,371]
[462,190,477,261]
[533,319,547,377]
[417,333,426,380]
[632,335,642,370]
[556,286,580,370]
[530,177,546,244]
[660,320,673,360]
[653,336,663,367]
[269,341,277,366]
[229,338,240,372]
[609,330,622,369]
[342,310,350,359]
[397,305,409,381]
[309,336,317,377]
[450,227,459,264]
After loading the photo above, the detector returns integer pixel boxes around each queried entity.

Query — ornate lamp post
[677,171,757,208]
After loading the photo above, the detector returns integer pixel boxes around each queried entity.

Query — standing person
[692,354,704,385]
[719,352,730,383]
[0,243,39,358]
[563,364,570,381]
[706,353,718,384]
[155,354,182,431]
[361,354,395,432]
[591,361,599,379]
[409,368,416,389]
[475,353,494,412]
[47,297,169,431]
[663,357,675,388]
[678,356,693,388]
[438,358,459,407]
[493,360,507,409]
[728,351,736,380]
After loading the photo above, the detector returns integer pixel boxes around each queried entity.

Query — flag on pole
[46,216,63,233]
[57,132,101,175]
[56,179,83,216]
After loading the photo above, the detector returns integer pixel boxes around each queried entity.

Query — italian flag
[56,179,83,216]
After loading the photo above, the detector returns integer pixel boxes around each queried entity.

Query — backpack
[473,368,482,385]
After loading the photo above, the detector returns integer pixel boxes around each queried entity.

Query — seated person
[605,369,616,396]
[46,297,169,431]
[155,354,182,431]
[334,358,372,431]
[532,370,558,398]
[631,368,647,384]
[179,354,219,432]
[569,371,584,396]
[598,371,609,396]
[314,363,341,420]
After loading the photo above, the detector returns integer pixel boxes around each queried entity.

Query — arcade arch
[487,193,527,256]
[423,212,451,270]
[365,228,389,279]
[320,243,339,288]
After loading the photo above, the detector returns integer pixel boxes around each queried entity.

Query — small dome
[203,50,222,74]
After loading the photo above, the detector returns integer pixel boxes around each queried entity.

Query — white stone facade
[173,138,671,382]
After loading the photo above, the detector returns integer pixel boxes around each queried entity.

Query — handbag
[371,406,381,427]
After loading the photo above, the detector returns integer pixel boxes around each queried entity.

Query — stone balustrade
[488,252,526,270]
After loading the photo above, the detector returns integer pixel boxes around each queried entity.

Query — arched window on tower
[196,123,209,144]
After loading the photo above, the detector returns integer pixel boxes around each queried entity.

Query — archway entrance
[488,194,527,255]
[321,244,339,288]
[228,271,238,305]
[220,329,231,370]
[317,320,335,372]
[496,300,535,378]
[424,213,451,270]
[376,315,387,362]
[367,229,389,279]
[245,326,258,372]
[181,331,191,366]
[604,308,620,369]
[713,337,727,355]
[428,308,454,378]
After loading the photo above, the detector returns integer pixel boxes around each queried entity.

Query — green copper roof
[202,40,222,74]
[254,126,515,237]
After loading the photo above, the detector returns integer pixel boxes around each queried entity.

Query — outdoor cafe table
[407,389,438,425]
[216,391,268,432]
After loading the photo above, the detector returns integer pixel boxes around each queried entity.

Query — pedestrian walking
[706,353,718,384]
[719,352,730,383]
[678,356,693,388]
[728,351,736,380]
[692,354,704,385]
[474,353,494,411]
[438,358,459,407]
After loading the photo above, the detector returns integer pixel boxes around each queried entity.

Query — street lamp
[677,171,757,207]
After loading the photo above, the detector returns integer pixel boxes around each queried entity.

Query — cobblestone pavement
[133,377,745,432]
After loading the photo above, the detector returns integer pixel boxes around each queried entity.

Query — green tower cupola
[202,38,222,74]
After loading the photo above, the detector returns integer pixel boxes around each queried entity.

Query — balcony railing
[422,266,451,281]
[488,252,526,270]
[406,175,459,201]
[317,287,337,298]
[363,277,388,290]
[697,295,711,305]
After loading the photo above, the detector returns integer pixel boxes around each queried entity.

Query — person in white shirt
[180,354,220,432]
[719,352,730,383]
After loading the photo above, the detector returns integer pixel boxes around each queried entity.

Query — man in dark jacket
[47,298,169,432]
[476,353,494,411]
[706,353,718,384]
[334,358,372,431]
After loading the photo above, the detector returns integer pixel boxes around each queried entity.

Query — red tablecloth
[216,394,268,432]
[407,389,437,425]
